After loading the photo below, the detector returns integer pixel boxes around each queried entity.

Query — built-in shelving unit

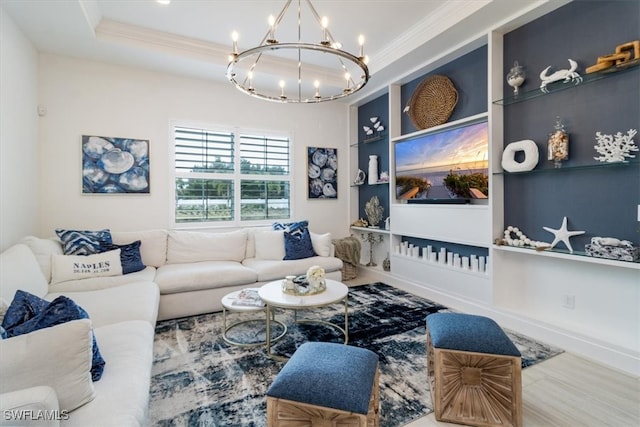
[347,1,640,376]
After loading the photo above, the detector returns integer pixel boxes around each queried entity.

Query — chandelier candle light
[227,0,370,103]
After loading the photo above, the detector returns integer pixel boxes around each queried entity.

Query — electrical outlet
[562,294,575,309]
[637,204,640,222]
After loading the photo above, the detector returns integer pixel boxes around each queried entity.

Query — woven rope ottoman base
[426,313,522,427]
[266,342,380,427]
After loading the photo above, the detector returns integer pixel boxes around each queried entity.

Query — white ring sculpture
[501,139,539,172]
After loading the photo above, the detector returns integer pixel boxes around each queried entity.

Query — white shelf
[493,245,640,270]
[392,253,489,277]
[351,226,390,235]
[391,112,488,143]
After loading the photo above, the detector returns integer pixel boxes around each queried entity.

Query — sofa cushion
[20,236,63,283]
[284,228,316,260]
[0,244,49,301]
[47,266,156,293]
[4,293,106,381]
[55,229,112,256]
[111,229,168,268]
[155,261,258,294]
[64,321,154,427]
[167,229,248,264]
[254,230,285,260]
[46,282,160,328]
[51,249,123,284]
[100,240,145,274]
[0,319,96,412]
[243,256,343,282]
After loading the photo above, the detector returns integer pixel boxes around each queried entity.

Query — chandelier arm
[304,0,336,44]
[239,51,265,88]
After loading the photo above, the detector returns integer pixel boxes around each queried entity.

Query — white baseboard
[359,268,640,377]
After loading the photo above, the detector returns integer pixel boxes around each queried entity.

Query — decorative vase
[383,254,391,271]
[368,155,378,184]
[547,116,569,168]
[506,61,526,95]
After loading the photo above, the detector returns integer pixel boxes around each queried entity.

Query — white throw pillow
[254,230,285,260]
[51,249,123,284]
[167,230,247,263]
[310,232,332,257]
[0,319,96,412]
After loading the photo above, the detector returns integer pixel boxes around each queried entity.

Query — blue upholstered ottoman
[266,342,379,426]
[426,313,522,427]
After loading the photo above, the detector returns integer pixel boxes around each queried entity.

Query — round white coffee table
[258,279,349,360]
[221,289,286,347]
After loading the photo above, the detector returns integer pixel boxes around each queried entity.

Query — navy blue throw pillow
[55,229,113,255]
[100,240,145,274]
[4,292,106,381]
[1,290,49,332]
[283,228,316,260]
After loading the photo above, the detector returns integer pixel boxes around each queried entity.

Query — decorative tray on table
[282,275,326,296]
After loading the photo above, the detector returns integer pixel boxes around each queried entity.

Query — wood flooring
[405,352,639,426]
[343,273,640,427]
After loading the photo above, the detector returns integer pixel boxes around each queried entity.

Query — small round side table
[221,289,287,347]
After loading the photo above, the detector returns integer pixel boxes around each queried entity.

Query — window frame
[170,121,294,228]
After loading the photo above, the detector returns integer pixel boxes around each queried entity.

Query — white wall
[37,54,350,238]
[0,8,39,251]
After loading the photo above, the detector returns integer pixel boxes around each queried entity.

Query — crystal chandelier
[226,0,370,103]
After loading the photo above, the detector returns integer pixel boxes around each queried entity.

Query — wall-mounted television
[394,119,489,203]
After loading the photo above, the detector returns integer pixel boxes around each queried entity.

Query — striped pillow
[55,229,112,255]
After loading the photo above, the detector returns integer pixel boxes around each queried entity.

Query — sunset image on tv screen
[394,120,488,200]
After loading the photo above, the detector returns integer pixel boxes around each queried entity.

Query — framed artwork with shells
[307,147,337,199]
[82,135,150,194]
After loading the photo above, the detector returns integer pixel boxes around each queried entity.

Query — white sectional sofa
[23,227,343,320]
[0,243,160,427]
[0,226,343,426]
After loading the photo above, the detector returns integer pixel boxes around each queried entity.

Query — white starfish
[542,216,585,253]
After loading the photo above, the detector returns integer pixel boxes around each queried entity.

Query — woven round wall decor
[406,75,458,130]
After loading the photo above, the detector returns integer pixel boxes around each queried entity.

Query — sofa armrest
[0,386,62,426]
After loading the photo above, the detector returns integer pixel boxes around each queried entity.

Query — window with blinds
[174,125,291,225]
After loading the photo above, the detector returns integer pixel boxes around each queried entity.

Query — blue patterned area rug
[149,282,562,426]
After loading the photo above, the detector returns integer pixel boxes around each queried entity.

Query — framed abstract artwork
[82,135,150,194]
[307,147,337,199]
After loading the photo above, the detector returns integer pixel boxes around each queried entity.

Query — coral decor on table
[282,266,326,296]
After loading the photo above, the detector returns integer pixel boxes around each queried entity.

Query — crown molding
[78,0,102,37]
[95,19,226,63]
[371,0,491,74]
[95,19,348,86]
